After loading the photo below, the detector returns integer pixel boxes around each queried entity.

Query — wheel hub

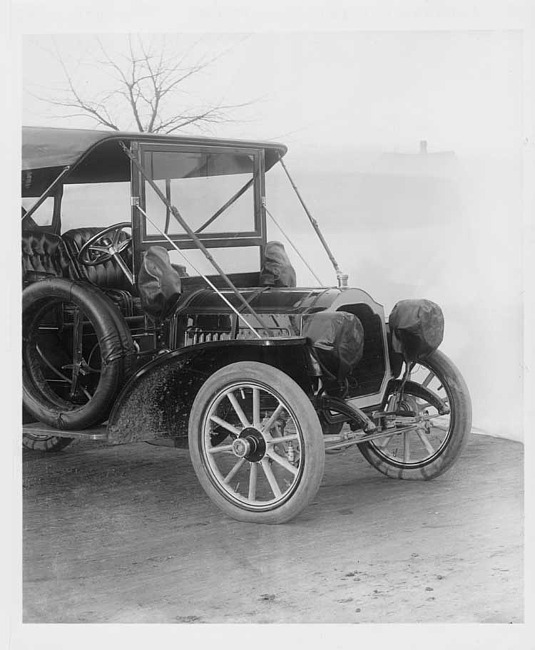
[232,427,266,462]
[232,438,251,457]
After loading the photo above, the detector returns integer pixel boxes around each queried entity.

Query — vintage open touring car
[21,126,472,523]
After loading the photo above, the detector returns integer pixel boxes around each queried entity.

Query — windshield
[138,146,264,249]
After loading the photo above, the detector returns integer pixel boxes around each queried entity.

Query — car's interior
[22,213,298,324]
[21,136,300,320]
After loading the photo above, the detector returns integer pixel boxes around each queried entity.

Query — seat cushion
[22,230,72,285]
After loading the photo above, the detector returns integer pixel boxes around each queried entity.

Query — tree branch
[35,35,254,134]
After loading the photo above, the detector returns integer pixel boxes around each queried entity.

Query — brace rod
[120,141,273,336]
[135,204,263,340]
[279,157,346,287]
[196,178,254,234]
[22,166,72,221]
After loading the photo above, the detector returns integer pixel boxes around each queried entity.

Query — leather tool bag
[303,311,364,381]
[137,246,182,320]
[259,241,297,287]
[389,299,444,361]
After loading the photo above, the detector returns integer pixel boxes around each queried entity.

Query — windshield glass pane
[142,150,256,238]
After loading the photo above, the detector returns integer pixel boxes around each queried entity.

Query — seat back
[22,230,72,285]
[62,227,133,291]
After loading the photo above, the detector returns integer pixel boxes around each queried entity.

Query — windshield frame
[132,142,267,258]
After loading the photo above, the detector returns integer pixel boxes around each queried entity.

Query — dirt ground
[22,432,523,624]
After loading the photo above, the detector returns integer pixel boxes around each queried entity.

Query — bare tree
[31,35,251,134]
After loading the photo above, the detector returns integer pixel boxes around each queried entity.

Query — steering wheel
[78,223,132,267]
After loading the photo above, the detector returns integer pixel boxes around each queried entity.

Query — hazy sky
[23,31,523,159]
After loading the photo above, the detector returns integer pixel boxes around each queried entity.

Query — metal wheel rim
[370,363,453,467]
[25,299,102,406]
[200,381,305,511]
[24,433,57,441]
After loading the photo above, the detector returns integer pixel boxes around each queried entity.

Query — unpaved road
[23,433,523,623]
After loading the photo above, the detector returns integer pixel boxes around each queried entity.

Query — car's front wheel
[188,362,325,524]
[358,350,471,480]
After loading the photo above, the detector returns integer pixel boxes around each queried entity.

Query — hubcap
[232,438,250,457]
[234,427,266,462]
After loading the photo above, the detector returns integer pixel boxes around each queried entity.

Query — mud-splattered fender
[107,338,317,444]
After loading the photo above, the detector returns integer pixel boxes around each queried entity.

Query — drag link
[324,423,428,453]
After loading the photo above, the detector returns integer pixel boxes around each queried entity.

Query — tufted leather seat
[22,230,72,286]
[62,227,134,291]
[62,227,143,317]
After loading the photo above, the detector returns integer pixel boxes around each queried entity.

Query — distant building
[372,141,458,179]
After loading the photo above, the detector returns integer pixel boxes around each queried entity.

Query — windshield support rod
[22,166,71,221]
[279,157,347,287]
[195,177,254,234]
[120,141,273,337]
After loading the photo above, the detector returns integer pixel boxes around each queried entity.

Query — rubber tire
[22,432,73,452]
[358,350,472,480]
[188,362,325,524]
[23,278,134,431]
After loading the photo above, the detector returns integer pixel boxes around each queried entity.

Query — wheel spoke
[260,404,284,438]
[260,459,282,498]
[209,415,241,436]
[248,462,258,500]
[422,371,434,388]
[266,449,299,476]
[375,434,394,450]
[223,457,245,484]
[252,387,261,428]
[403,432,411,464]
[226,391,250,428]
[416,430,436,455]
[207,443,234,455]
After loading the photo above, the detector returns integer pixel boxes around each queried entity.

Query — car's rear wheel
[22,278,134,431]
[188,362,325,524]
[358,350,471,479]
[22,431,73,452]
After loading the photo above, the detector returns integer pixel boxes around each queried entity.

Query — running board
[23,422,108,441]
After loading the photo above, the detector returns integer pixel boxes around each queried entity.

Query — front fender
[107,338,316,444]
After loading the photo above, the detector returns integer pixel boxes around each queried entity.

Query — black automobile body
[21,126,472,523]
